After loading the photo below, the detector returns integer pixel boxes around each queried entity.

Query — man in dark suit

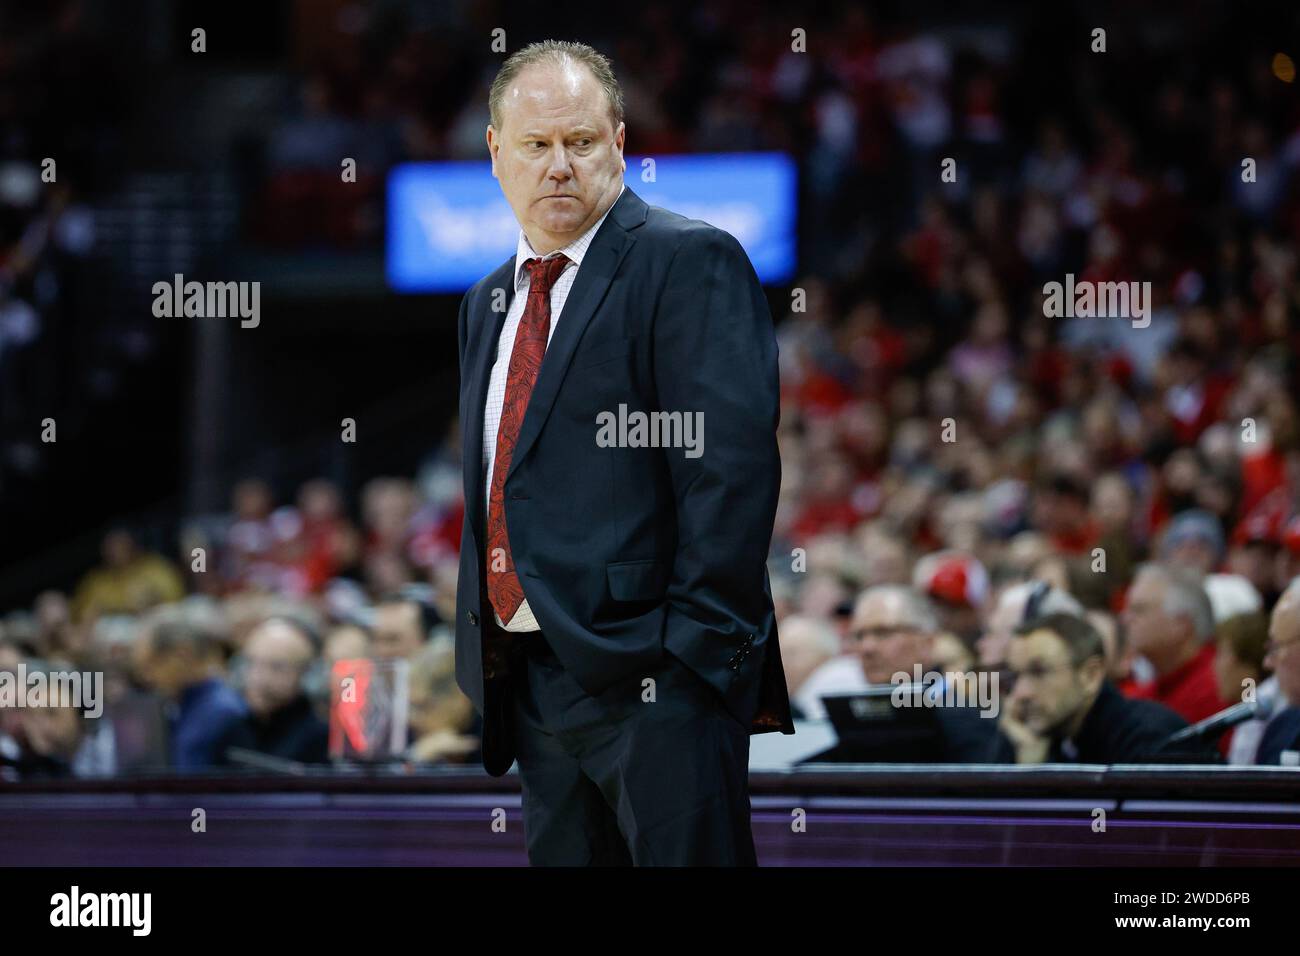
[218,616,329,765]
[1255,578,1300,765]
[1000,612,1220,763]
[1255,706,1300,765]
[454,40,793,866]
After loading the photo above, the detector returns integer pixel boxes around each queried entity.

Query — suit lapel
[504,187,647,487]
[463,187,650,539]
[463,257,517,553]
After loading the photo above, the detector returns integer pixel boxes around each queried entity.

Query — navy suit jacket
[454,186,794,775]
[1256,706,1300,765]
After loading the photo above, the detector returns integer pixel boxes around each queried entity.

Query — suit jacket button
[467,611,479,626]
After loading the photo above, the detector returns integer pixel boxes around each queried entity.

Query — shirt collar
[514,183,625,290]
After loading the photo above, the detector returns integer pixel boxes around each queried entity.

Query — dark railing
[5,762,1300,799]
[5,765,1300,866]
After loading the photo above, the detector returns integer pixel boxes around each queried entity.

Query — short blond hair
[489,39,624,133]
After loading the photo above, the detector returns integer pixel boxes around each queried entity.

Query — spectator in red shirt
[1121,563,1227,731]
[790,450,863,538]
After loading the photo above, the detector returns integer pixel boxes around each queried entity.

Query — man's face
[1227,543,1274,595]
[1005,629,1097,737]
[372,603,424,661]
[1091,477,1132,530]
[234,480,272,520]
[848,593,933,683]
[130,638,190,698]
[487,61,626,254]
[324,625,370,668]
[242,620,312,717]
[1214,639,1255,704]
[1167,538,1216,575]
[103,531,136,568]
[1122,570,1175,658]
[1265,589,1300,703]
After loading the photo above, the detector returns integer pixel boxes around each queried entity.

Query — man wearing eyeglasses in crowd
[794,585,941,719]
[1255,578,1300,765]
[999,612,1220,764]
[795,585,1008,762]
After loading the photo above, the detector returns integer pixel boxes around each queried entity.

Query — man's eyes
[524,139,594,148]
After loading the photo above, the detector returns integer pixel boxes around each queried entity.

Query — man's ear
[616,122,626,169]
[1079,654,1106,692]
[486,125,498,178]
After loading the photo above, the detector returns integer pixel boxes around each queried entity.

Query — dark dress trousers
[454,186,794,865]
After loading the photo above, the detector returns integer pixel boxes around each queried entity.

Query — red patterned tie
[485,253,571,625]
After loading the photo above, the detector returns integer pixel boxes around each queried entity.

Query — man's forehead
[1274,591,1300,634]
[249,621,311,653]
[990,595,1022,629]
[375,603,418,627]
[1011,629,1068,661]
[1129,572,1162,600]
[518,118,601,136]
[854,595,911,626]
[1280,585,1300,613]
[501,63,603,120]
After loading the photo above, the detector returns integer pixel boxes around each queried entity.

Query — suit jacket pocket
[572,336,635,370]
[606,558,668,601]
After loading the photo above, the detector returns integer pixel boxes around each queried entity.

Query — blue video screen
[385,153,797,293]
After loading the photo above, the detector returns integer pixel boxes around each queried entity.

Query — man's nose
[546,145,574,177]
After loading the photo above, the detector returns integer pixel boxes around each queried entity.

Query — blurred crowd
[756,4,1300,766]
[0,437,476,779]
[7,2,1300,776]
